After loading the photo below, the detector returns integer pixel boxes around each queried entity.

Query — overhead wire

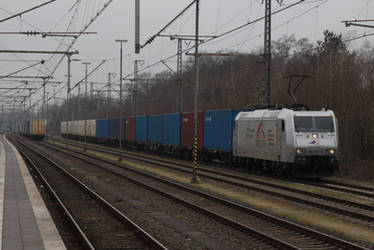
[212,0,329,53]
[0,0,111,110]
[108,0,309,86]
[44,0,115,102]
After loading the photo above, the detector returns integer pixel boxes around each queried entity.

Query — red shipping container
[181,111,204,149]
[125,117,136,142]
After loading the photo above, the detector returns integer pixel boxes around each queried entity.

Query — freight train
[60,106,339,178]
[19,119,46,141]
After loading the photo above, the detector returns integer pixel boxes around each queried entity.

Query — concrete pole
[82,62,91,151]
[28,89,32,120]
[134,61,138,117]
[46,91,49,140]
[116,39,128,161]
[191,0,200,183]
[78,81,81,120]
[66,54,71,138]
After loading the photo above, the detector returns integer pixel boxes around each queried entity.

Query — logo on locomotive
[256,123,266,147]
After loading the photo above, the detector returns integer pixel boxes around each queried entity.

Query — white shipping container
[87,119,96,137]
[61,121,66,134]
[72,120,79,136]
[79,120,85,136]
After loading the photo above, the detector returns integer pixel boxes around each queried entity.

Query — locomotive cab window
[315,117,334,132]
[294,117,313,132]
[294,116,335,132]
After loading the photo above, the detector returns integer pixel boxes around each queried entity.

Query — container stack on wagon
[163,113,181,147]
[125,117,136,143]
[136,115,148,144]
[60,109,249,161]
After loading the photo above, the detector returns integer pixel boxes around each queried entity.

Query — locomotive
[233,108,339,178]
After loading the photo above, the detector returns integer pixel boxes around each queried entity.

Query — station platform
[0,135,66,250]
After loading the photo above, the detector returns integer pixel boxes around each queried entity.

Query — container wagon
[20,119,46,141]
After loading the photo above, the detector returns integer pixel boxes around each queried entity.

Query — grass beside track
[48,140,374,245]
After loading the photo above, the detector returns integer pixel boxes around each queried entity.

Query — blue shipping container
[148,115,163,143]
[136,115,148,142]
[162,113,181,145]
[96,119,110,138]
[203,109,237,152]
[108,118,125,140]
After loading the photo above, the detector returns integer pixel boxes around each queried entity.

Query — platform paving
[0,135,66,250]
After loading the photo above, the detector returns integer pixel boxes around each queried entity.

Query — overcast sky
[0,0,373,107]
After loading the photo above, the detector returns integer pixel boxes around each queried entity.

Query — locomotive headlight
[296,148,303,154]
[312,133,318,139]
[329,149,335,155]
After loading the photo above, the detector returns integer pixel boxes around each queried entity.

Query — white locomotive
[233,108,339,178]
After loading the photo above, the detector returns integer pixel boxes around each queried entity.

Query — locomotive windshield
[315,117,334,132]
[294,116,335,132]
[294,117,314,132]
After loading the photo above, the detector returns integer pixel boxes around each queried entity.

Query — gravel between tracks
[35,140,281,249]
[37,139,374,249]
[14,138,153,250]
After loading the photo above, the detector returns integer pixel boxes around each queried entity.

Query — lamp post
[115,39,128,161]
[82,62,91,151]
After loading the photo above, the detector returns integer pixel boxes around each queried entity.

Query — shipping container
[61,121,66,134]
[30,120,45,135]
[181,111,204,148]
[108,118,119,139]
[96,119,110,138]
[162,113,181,146]
[26,121,30,134]
[109,118,125,140]
[87,119,96,137]
[148,114,163,144]
[125,117,136,141]
[67,121,73,135]
[38,120,45,135]
[78,120,85,136]
[136,115,148,142]
[203,109,251,152]
[204,109,237,152]
[77,120,82,136]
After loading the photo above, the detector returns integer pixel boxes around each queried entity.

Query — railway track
[296,180,374,200]
[10,135,167,250]
[49,137,374,225]
[33,136,369,249]
[51,136,374,200]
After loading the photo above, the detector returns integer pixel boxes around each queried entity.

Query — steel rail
[13,136,168,250]
[54,136,374,199]
[13,139,95,249]
[40,139,367,250]
[296,180,374,200]
[38,141,300,249]
[49,137,374,224]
